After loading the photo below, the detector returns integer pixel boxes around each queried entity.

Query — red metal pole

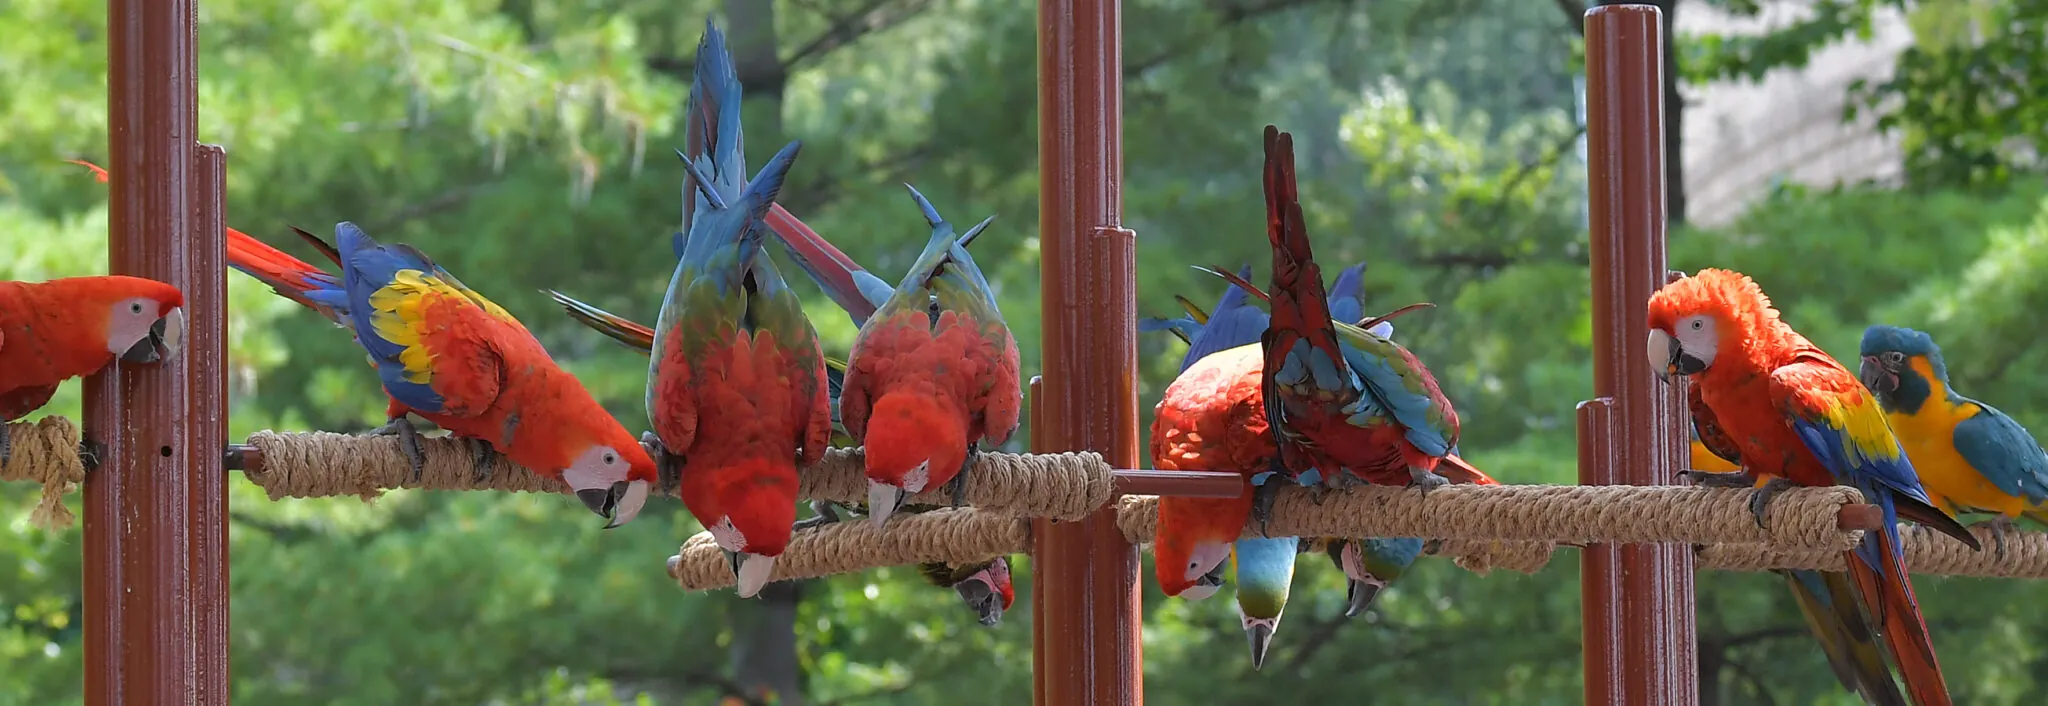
[84,0,227,702]
[1578,5,1697,706]
[1033,0,1143,702]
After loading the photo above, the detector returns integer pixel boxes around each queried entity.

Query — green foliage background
[2,0,2044,704]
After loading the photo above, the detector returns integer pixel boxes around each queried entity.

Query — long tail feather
[1439,453,1498,486]
[1845,529,1954,706]
[548,291,656,353]
[763,203,895,324]
[1782,569,1910,706]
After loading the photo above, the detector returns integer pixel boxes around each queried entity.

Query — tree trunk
[728,580,807,705]
[724,0,787,141]
[1659,0,1687,225]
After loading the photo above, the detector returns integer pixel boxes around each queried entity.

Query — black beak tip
[575,487,615,518]
[1246,624,1273,671]
[1343,580,1382,618]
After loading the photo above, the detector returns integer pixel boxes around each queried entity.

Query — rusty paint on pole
[1032,0,1143,702]
[84,0,228,701]
[1578,5,1698,705]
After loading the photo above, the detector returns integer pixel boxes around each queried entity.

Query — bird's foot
[1747,476,1796,529]
[792,500,847,533]
[366,417,427,483]
[1678,469,1754,488]
[949,445,980,508]
[1976,515,2016,561]
[1407,466,1450,496]
[1251,480,1282,537]
[466,437,498,484]
[643,432,682,495]
[1306,482,1331,506]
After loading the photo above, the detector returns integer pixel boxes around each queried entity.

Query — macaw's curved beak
[601,480,651,530]
[953,575,1005,627]
[1859,356,1897,394]
[1180,563,1227,601]
[728,550,777,599]
[577,480,633,524]
[122,308,184,364]
[1646,329,1706,383]
[1343,577,1384,618]
[867,481,908,529]
[1243,618,1276,671]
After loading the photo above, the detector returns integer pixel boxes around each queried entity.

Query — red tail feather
[1439,453,1497,486]
[1844,532,1954,706]
[764,203,879,321]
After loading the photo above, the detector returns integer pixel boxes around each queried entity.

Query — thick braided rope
[241,431,1113,520]
[1114,483,1864,552]
[667,507,1031,591]
[1699,523,2043,578]
[1,418,89,529]
[1111,496,1558,574]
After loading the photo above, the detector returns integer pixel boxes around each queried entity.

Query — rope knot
[1,418,88,529]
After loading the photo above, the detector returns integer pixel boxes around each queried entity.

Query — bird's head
[1858,324,1946,413]
[1647,268,1776,385]
[560,422,659,530]
[861,392,968,528]
[72,276,185,366]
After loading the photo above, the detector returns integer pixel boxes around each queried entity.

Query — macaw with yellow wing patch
[225,221,657,527]
[1652,268,1980,706]
[1689,384,1907,706]
[1861,324,2048,558]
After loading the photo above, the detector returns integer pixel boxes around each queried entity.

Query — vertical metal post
[1033,0,1143,703]
[84,0,228,703]
[1578,5,1697,705]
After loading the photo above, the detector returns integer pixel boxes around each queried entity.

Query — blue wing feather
[1325,263,1366,325]
[331,222,448,414]
[1786,415,1918,572]
[1338,345,1452,456]
[1951,403,2048,504]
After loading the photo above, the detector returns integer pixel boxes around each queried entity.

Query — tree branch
[783,0,935,70]
[1126,0,1339,78]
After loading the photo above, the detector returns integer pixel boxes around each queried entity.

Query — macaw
[70,160,661,527]
[1300,536,1426,618]
[1860,324,2048,557]
[824,186,1021,528]
[218,220,657,524]
[0,275,184,463]
[1142,262,1422,667]
[557,20,828,598]
[1214,126,1491,533]
[549,197,1019,623]
[1651,268,1980,706]
[1689,385,1907,706]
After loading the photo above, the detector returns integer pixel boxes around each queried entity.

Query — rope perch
[1,418,88,529]
[241,431,1114,521]
[667,507,1031,591]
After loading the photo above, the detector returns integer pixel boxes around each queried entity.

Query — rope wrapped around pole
[1,418,89,529]
[666,507,1031,591]
[239,431,1115,521]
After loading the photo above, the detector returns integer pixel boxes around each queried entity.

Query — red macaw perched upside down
[835,186,1021,528]
[553,20,829,598]
[0,275,184,464]
[1214,126,1491,532]
[1651,268,1980,706]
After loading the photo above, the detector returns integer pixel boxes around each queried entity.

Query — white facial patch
[709,516,747,553]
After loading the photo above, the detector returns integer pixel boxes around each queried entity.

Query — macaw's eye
[1886,351,1906,364]
[604,452,618,465]
[1689,319,1703,331]
[130,302,144,314]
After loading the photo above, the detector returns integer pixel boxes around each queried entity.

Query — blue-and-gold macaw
[1860,324,2048,558]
